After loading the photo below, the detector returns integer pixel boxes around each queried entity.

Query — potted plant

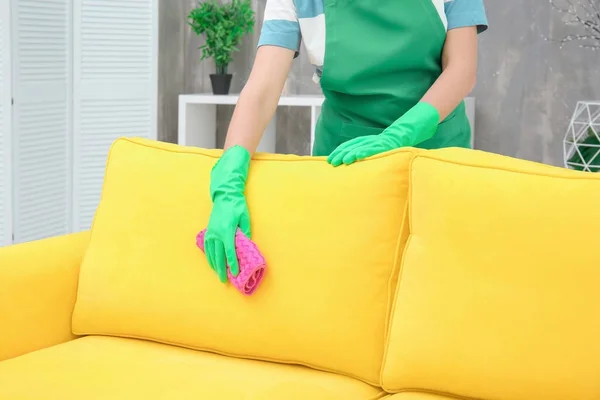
[188,0,255,95]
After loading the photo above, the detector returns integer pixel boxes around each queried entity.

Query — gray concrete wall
[158,0,600,165]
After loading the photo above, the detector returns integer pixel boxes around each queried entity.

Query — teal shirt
[258,0,488,83]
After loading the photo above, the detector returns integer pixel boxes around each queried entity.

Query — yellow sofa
[1,138,600,400]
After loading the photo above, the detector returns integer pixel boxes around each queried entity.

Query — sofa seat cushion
[383,394,455,400]
[0,336,384,400]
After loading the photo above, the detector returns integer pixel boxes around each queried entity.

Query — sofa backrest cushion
[72,138,414,384]
[382,148,600,399]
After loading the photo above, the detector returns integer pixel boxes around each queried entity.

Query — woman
[204,0,488,282]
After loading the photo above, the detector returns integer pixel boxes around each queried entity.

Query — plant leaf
[186,0,255,72]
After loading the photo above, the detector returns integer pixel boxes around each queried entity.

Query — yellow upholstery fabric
[383,148,600,399]
[72,138,414,384]
[0,232,90,361]
[383,394,454,400]
[0,336,385,400]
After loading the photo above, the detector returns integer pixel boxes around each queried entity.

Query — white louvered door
[0,0,13,246]
[11,0,72,243]
[72,0,158,231]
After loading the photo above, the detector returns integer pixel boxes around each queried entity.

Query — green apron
[312,0,471,156]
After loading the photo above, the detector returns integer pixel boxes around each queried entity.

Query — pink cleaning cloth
[196,229,267,295]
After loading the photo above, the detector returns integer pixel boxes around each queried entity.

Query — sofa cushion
[0,336,384,399]
[382,148,600,399]
[72,138,414,384]
[383,394,454,400]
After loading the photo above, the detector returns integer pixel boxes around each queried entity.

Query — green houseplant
[188,0,255,95]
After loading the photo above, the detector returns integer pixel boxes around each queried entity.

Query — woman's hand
[204,46,295,282]
[327,102,439,166]
[204,146,251,283]
[327,26,479,166]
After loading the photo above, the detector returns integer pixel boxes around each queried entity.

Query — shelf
[178,93,475,153]
[178,94,324,153]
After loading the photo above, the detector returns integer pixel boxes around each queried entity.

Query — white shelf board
[179,93,325,107]
[178,94,476,152]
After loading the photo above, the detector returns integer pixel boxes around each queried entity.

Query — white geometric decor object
[564,101,600,173]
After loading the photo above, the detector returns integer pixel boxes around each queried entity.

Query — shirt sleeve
[257,0,302,57]
[444,0,489,33]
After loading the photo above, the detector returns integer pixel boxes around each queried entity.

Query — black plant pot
[210,74,233,95]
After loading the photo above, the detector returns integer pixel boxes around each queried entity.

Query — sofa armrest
[0,231,90,361]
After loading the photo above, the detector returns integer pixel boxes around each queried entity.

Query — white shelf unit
[178,94,476,153]
[178,94,324,153]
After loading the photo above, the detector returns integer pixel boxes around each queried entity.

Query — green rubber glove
[204,145,251,283]
[327,102,440,167]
